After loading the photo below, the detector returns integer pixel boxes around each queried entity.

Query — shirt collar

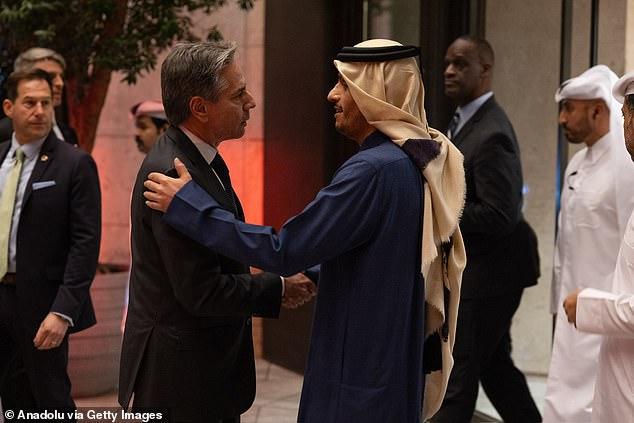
[455,91,494,129]
[9,134,47,160]
[360,130,389,151]
[179,126,217,164]
[585,131,611,164]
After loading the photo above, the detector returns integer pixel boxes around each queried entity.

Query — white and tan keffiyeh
[334,39,466,420]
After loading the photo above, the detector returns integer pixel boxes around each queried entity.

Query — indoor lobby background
[92,0,634,384]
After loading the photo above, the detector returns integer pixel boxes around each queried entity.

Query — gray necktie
[0,148,24,279]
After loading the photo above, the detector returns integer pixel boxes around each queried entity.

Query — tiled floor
[2,360,546,423]
[71,360,303,422]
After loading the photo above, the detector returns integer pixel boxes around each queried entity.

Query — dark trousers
[0,285,75,421]
[132,354,241,423]
[431,289,541,423]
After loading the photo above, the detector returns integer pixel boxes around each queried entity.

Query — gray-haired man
[118,41,314,423]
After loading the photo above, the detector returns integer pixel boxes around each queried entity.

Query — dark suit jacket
[452,96,539,299]
[0,116,78,146]
[0,132,101,336]
[118,127,283,422]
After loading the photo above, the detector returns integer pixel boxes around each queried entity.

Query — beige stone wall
[628,0,634,71]
[486,0,561,376]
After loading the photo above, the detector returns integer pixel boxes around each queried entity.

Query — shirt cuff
[52,312,74,327]
[280,276,285,297]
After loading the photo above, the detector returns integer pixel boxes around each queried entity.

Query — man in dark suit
[0,69,101,416]
[0,47,78,146]
[118,41,315,423]
[141,39,467,422]
[432,36,541,422]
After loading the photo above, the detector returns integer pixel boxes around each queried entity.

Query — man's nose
[558,111,566,125]
[244,90,256,110]
[444,64,454,78]
[33,102,46,115]
[327,87,338,102]
[52,74,63,87]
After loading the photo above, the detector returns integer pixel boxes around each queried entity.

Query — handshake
[282,273,317,309]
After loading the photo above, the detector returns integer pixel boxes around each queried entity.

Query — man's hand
[33,313,70,350]
[144,157,192,212]
[563,288,582,326]
[283,273,317,309]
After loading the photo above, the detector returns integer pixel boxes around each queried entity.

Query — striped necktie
[447,112,460,139]
[0,148,25,279]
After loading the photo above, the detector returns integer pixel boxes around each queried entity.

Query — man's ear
[2,99,13,119]
[481,62,493,79]
[189,96,208,123]
[592,101,607,120]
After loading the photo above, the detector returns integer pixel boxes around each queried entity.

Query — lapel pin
[40,155,49,162]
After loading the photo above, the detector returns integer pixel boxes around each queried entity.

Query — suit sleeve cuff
[52,312,74,327]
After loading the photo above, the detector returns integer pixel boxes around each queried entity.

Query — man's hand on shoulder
[282,273,317,309]
[144,157,192,212]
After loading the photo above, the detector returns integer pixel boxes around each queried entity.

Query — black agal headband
[336,44,420,62]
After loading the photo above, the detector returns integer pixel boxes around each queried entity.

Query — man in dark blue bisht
[144,39,466,422]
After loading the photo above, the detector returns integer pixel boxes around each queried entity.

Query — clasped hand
[282,273,317,309]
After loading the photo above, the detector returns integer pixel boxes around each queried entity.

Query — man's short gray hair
[161,41,237,126]
[14,47,66,72]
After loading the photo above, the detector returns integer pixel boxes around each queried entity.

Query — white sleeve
[576,288,634,338]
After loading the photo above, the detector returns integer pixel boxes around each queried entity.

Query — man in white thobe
[562,69,634,423]
[543,65,634,422]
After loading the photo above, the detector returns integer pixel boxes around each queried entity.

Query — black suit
[119,127,283,423]
[0,116,78,146]
[0,132,101,412]
[433,96,541,422]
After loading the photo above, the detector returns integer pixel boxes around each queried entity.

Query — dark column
[262,0,363,374]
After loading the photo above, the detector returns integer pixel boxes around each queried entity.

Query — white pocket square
[32,180,56,190]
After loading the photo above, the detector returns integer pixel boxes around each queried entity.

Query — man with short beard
[543,65,634,423]
[561,69,634,422]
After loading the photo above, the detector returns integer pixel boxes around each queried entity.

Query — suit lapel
[0,141,10,164]
[453,96,497,147]
[22,132,56,206]
[165,127,236,213]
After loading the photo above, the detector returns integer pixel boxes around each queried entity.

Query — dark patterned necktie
[447,112,460,139]
[210,153,237,212]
